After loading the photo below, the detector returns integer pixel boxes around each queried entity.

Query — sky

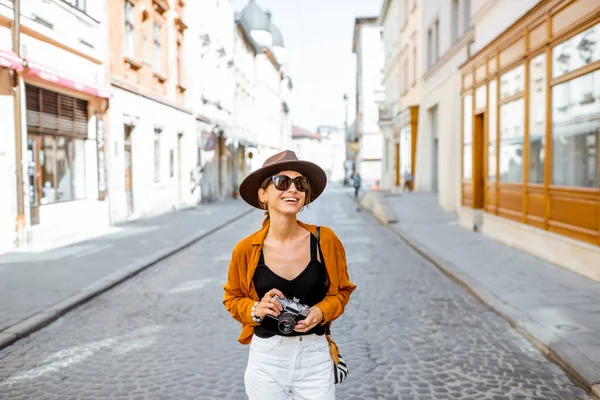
[230,0,383,132]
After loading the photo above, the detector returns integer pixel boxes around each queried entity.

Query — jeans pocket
[250,335,283,353]
[314,335,330,352]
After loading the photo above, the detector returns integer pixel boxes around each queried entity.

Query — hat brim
[239,160,328,209]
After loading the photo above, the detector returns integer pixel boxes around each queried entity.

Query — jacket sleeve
[315,234,357,325]
[223,245,260,326]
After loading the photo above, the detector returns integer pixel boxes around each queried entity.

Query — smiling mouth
[282,198,299,203]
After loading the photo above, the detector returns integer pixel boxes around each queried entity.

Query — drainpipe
[13,0,29,247]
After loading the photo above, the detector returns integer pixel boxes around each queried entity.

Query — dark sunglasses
[268,175,310,192]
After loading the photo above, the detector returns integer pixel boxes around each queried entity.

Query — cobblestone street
[0,190,591,399]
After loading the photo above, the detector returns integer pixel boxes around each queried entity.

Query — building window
[403,58,409,93]
[500,64,525,100]
[434,19,440,62]
[177,40,184,87]
[63,0,86,13]
[488,80,497,181]
[551,69,599,188]
[412,45,416,85]
[529,53,546,184]
[499,98,525,182]
[154,129,161,183]
[124,1,135,59]
[427,28,432,70]
[463,0,471,32]
[451,0,459,43]
[169,149,175,178]
[154,23,163,73]
[463,95,473,179]
[552,23,599,79]
[39,136,87,204]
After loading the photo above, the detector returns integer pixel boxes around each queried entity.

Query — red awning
[0,49,23,71]
[24,58,111,99]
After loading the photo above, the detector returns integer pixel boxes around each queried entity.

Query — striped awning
[0,49,23,71]
[24,58,111,99]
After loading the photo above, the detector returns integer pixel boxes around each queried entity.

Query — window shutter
[25,84,88,137]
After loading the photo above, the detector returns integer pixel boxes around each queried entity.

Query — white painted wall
[418,0,473,211]
[472,0,542,54]
[107,89,198,224]
[0,67,16,253]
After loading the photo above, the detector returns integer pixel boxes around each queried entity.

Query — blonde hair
[259,175,313,226]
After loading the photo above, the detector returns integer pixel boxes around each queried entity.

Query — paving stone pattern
[0,190,591,399]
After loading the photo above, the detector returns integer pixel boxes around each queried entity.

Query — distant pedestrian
[403,171,413,192]
[223,150,356,399]
[352,172,362,199]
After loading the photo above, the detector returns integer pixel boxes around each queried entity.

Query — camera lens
[278,312,296,334]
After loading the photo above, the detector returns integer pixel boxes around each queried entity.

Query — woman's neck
[267,212,300,244]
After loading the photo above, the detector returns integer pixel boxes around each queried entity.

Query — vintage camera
[265,295,310,334]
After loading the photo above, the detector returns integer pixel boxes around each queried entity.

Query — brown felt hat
[239,150,327,209]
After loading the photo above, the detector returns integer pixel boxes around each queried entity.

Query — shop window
[154,128,161,183]
[475,85,486,109]
[551,69,599,188]
[463,95,473,179]
[124,1,135,59]
[552,23,599,79]
[529,53,546,184]
[500,64,524,100]
[488,80,497,181]
[40,136,87,205]
[499,98,525,182]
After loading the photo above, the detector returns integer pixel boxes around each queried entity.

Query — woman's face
[258,170,308,216]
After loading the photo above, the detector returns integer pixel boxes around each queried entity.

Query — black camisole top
[253,233,328,338]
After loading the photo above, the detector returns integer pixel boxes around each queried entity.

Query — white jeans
[244,334,335,400]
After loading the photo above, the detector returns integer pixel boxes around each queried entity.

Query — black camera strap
[316,226,332,336]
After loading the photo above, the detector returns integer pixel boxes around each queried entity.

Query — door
[473,113,485,209]
[394,142,400,187]
[432,139,439,193]
[177,133,184,206]
[27,135,42,225]
[124,125,134,215]
[430,106,439,193]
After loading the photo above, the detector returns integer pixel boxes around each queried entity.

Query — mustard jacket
[223,220,357,345]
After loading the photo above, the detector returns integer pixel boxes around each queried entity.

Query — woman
[223,150,356,400]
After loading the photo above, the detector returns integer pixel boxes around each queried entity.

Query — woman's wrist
[251,301,263,323]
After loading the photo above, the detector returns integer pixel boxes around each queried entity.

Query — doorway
[473,112,485,209]
[27,135,42,225]
[124,125,134,216]
[177,132,184,206]
[430,106,439,193]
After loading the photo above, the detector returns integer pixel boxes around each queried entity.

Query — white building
[378,0,402,191]
[187,0,236,202]
[238,0,292,171]
[0,0,111,252]
[417,0,474,211]
[106,0,198,225]
[352,17,385,187]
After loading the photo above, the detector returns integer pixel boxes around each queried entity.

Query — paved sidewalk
[0,200,252,349]
[366,192,600,398]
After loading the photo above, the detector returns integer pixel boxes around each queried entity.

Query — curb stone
[357,193,600,400]
[0,207,253,351]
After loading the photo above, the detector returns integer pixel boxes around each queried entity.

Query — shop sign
[96,114,107,200]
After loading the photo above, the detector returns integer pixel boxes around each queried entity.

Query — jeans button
[299,336,303,342]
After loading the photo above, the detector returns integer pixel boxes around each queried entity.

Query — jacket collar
[251,220,317,246]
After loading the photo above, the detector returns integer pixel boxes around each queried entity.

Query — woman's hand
[294,306,324,333]
[254,288,285,319]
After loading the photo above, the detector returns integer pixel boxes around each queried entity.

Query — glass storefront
[529,53,546,184]
[40,135,87,204]
[551,69,599,188]
[463,95,473,179]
